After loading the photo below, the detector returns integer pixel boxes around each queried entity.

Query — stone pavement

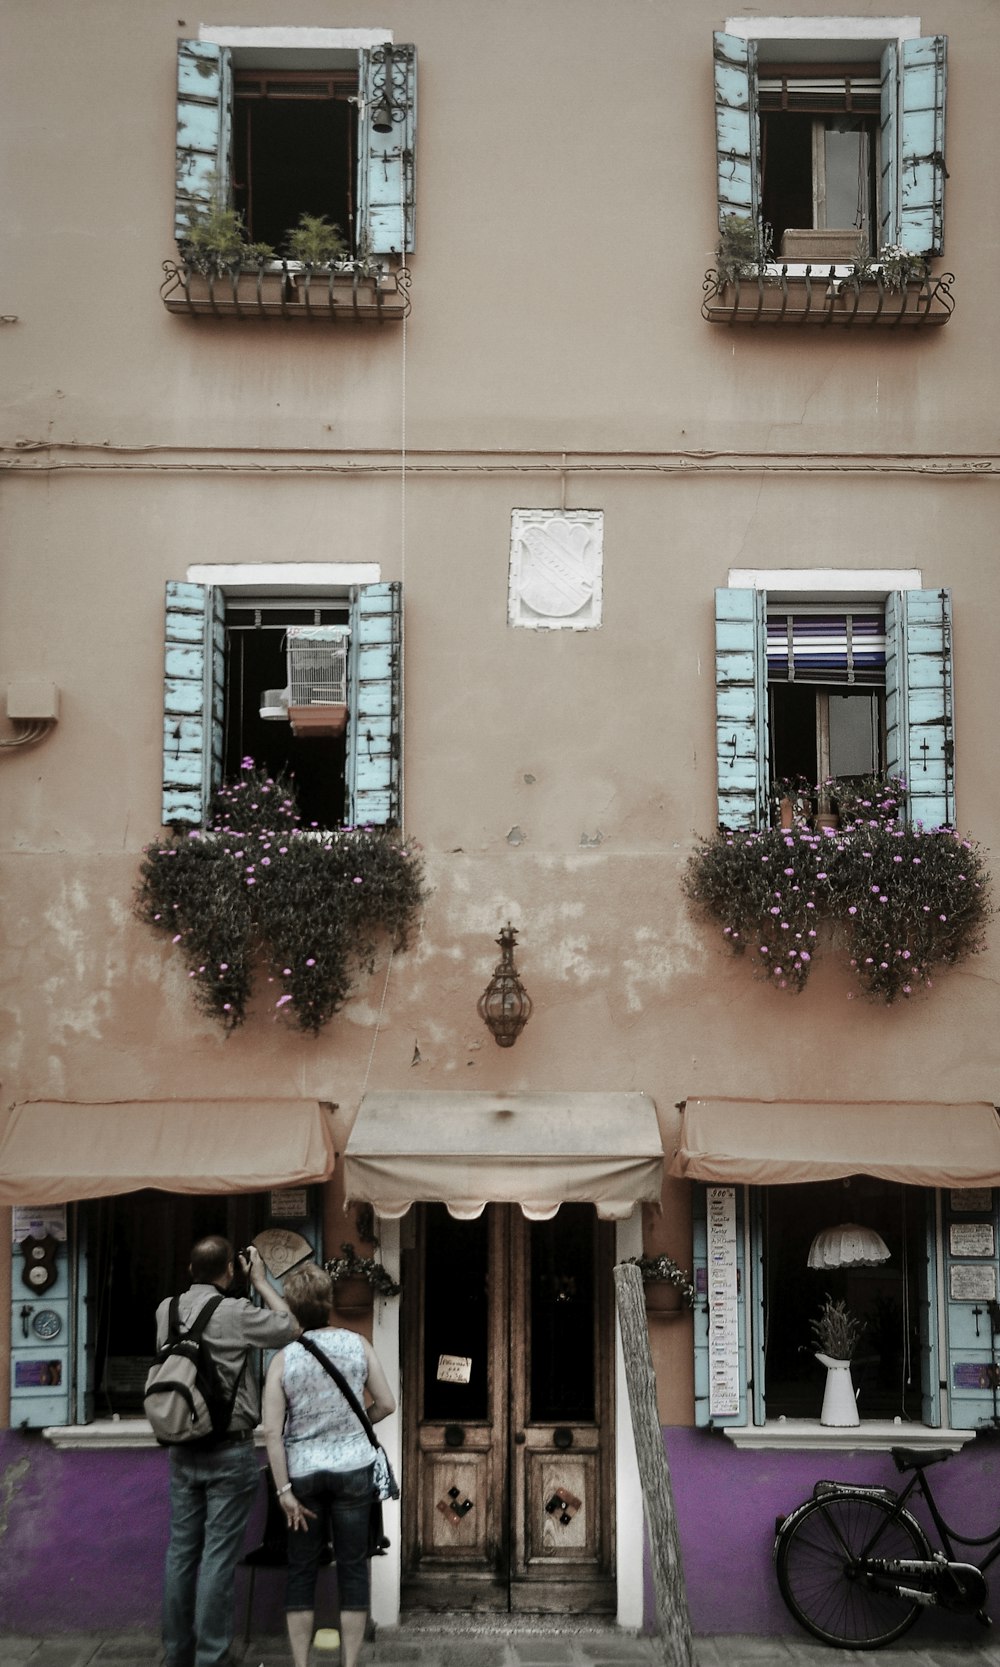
[3,1628,1000,1667]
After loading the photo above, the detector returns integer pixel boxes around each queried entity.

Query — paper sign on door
[436,1355,472,1384]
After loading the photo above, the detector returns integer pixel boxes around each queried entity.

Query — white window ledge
[724,1420,977,1452]
[43,1419,267,1451]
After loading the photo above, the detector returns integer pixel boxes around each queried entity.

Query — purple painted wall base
[659,1424,1000,1637]
[5,1423,1000,1637]
[0,1431,338,1636]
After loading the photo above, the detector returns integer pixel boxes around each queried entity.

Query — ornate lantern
[477,923,533,1047]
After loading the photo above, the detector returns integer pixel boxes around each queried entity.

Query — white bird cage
[258,625,350,738]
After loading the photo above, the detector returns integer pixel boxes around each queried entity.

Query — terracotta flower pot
[332,1277,374,1315]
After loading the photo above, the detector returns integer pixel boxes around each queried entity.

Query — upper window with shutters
[715,581,954,833]
[707,18,952,326]
[166,29,415,319]
[162,575,401,833]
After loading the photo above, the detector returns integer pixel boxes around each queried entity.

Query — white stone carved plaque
[509,509,604,629]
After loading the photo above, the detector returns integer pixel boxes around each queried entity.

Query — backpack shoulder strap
[176,1291,225,1345]
[297,1333,379,1450]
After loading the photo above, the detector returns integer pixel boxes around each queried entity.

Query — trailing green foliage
[623,1255,696,1309]
[326,1242,401,1297]
[683,777,991,1002]
[136,764,426,1035]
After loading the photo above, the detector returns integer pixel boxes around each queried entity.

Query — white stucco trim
[186,563,381,593]
[198,26,392,49]
[370,1217,402,1629]
[729,568,922,596]
[615,1212,644,1630]
[725,16,921,42]
[724,1420,976,1452]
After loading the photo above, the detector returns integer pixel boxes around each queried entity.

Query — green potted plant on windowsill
[325,1242,401,1313]
[170,203,281,309]
[624,1253,696,1316]
[282,212,370,307]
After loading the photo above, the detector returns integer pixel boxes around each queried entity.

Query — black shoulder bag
[296,1333,398,1556]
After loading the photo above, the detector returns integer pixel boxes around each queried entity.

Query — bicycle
[773,1445,1000,1649]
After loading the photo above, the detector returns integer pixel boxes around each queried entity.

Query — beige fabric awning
[669,1098,1000,1188]
[0,1100,336,1206]
[344,1090,664,1220]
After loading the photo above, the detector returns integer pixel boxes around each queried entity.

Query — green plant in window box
[810,1295,865,1362]
[135,762,426,1036]
[623,1255,696,1310]
[283,212,350,267]
[325,1242,401,1299]
[716,214,774,284]
[178,203,275,276]
[683,774,991,1003]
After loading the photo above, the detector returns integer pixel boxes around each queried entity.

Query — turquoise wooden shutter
[175,39,233,247]
[358,45,416,256]
[692,1183,747,1429]
[878,44,899,247]
[899,37,947,256]
[716,588,769,831]
[713,32,760,233]
[346,582,401,827]
[919,1194,940,1428]
[941,1187,1000,1431]
[884,589,954,830]
[9,1215,75,1429]
[162,581,225,828]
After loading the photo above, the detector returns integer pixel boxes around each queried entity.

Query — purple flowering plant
[683,776,991,1002]
[135,763,426,1034]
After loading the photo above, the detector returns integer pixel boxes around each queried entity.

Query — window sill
[723,1420,977,1452]
[160,261,411,323]
[702,267,954,328]
[42,1419,267,1451]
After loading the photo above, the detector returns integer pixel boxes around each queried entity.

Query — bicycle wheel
[776,1490,931,1648]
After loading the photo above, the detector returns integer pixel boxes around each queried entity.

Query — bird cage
[259,625,350,738]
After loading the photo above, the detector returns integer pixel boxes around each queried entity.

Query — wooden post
[614,1261,693,1667]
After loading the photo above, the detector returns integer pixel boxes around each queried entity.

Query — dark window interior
[87,1191,270,1415]
[762,1179,926,1421]
[422,1205,490,1422]
[758,65,880,255]
[234,73,356,254]
[529,1204,597,1422]
[770,686,884,787]
[224,604,349,831]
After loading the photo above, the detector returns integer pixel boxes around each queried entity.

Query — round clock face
[27,1264,51,1289]
[31,1309,62,1340]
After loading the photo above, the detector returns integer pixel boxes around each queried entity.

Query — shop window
[715,587,953,832]
[713,25,947,259]
[175,35,416,259]
[692,1181,1000,1434]
[162,579,401,831]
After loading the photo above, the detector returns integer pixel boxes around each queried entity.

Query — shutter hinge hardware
[727,733,738,769]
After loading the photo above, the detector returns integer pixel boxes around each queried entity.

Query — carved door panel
[402,1203,614,1613]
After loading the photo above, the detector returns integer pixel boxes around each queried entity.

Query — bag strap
[297,1333,379,1451]
[169,1291,225,1345]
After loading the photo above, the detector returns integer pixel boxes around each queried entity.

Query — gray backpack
[144,1294,242,1446]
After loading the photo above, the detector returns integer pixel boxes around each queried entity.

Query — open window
[163,580,401,830]
[713,25,947,260]
[175,35,416,260]
[715,587,954,832]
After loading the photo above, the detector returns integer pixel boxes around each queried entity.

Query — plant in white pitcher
[811,1295,865,1427]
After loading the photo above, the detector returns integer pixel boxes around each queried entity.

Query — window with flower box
[715,585,953,832]
[162,578,401,831]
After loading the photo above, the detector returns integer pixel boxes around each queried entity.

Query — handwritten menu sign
[436,1355,472,1384]
[707,1186,740,1417]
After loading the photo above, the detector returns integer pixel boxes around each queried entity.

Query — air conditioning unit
[258,625,350,738]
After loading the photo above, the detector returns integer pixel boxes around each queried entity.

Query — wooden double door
[402,1203,615,1614]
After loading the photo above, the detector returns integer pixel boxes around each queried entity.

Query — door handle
[514,1431,526,1445]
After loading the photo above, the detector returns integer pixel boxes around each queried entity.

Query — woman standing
[263,1262,396,1667]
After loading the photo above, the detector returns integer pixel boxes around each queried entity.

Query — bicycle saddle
[892,1445,953,1471]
